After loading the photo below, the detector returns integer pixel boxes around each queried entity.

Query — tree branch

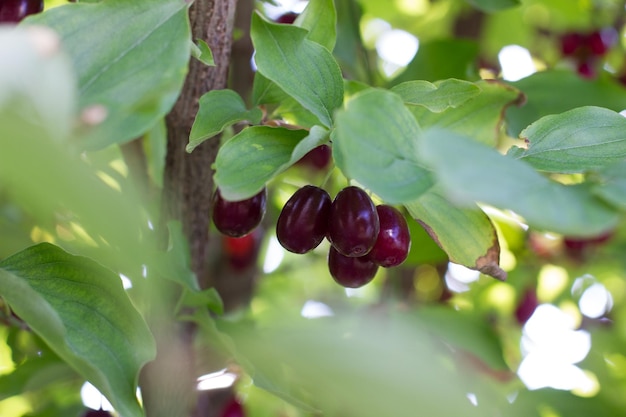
[140,0,239,416]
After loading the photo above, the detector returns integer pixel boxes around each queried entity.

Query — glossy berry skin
[0,0,43,23]
[297,144,332,171]
[328,186,379,257]
[82,409,112,417]
[366,205,411,267]
[220,397,245,417]
[275,12,298,24]
[328,246,378,288]
[277,185,331,254]
[212,188,267,237]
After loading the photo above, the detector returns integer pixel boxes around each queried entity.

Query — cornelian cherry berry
[212,188,267,237]
[276,185,331,254]
[222,228,262,270]
[366,205,411,267]
[328,246,378,288]
[328,186,379,257]
[220,397,245,417]
[296,144,332,171]
[0,0,43,23]
[275,12,298,24]
[515,288,538,325]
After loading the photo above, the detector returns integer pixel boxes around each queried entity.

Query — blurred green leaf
[224,314,494,417]
[0,26,76,143]
[506,71,626,138]
[592,160,626,210]
[251,12,344,128]
[188,89,263,153]
[176,287,224,316]
[0,243,155,417]
[28,0,191,149]
[418,129,619,237]
[409,80,523,145]
[508,106,626,173]
[0,355,74,400]
[390,39,479,84]
[465,0,521,12]
[334,0,372,83]
[295,0,337,51]
[405,188,506,280]
[333,88,434,204]
[214,126,329,200]
[391,78,481,112]
[412,306,509,370]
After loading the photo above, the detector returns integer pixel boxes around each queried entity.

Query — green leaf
[408,80,523,145]
[390,39,479,84]
[509,106,626,173]
[506,70,626,137]
[0,355,75,400]
[158,221,199,291]
[334,0,371,83]
[214,126,329,200]
[28,0,191,150]
[0,26,77,143]
[251,12,344,128]
[252,72,288,106]
[465,0,521,12]
[176,287,224,316]
[333,89,433,204]
[294,0,337,51]
[405,188,506,280]
[224,314,494,417]
[411,306,509,370]
[418,129,619,237]
[0,243,155,417]
[591,161,626,210]
[188,89,263,153]
[192,39,215,66]
[391,79,481,112]
[403,220,449,265]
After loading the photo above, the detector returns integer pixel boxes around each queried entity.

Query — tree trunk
[140,0,238,416]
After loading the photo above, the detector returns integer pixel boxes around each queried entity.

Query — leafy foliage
[3,0,626,416]
[0,244,154,417]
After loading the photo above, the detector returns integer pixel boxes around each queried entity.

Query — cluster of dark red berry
[277,185,411,288]
[211,181,411,288]
[0,0,43,23]
[559,29,616,78]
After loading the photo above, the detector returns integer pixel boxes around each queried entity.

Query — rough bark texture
[163,0,238,288]
[140,1,238,416]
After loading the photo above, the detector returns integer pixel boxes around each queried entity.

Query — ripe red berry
[223,228,262,270]
[296,144,332,171]
[276,185,331,254]
[212,188,267,237]
[0,0,43,23]
[366,205,411,267]
[220,397,245,417]
[328,186,379,257]
[328,246,378,288]
[560,32,584,56]
[275,12,298,24]
[576,60,595,79]
[515,288,538,325]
